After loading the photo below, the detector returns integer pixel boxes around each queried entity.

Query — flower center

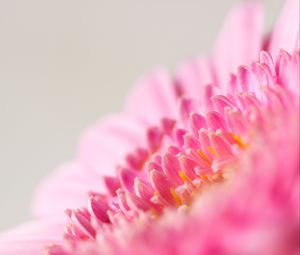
[61,107,250,244]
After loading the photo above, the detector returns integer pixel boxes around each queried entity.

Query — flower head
[46,49,300,255]
[0,1,299,255]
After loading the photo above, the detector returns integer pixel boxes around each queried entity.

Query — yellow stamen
[197,149,210,163]
[178,170,196,189]
[229,132,248,149]
[178,170,190,183]
[207,146,218,157]
[170,188,182,206]
[199,174,210,182]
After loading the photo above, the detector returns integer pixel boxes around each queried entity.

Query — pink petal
[31,161,102,219]
[213,2,263,89]
[32,114,147,218]
[125,69,178,124]
[149,170,176,206]
[0,219,63,255]
[0,238,59,255]
[268,0,300,55]
[1,219,64,238]
[175,58,214,99]
[78,114,147,175]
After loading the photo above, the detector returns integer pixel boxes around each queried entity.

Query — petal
[0,219,63,255]
[175,58,214,99]
[32,114,147,218]
[78,114,147,174]
[268,0,300,55]
[31,161,102,219]
[213,2,263,89]
[0,238,58,255]
[125,69,178,124]
[1,219,64,238]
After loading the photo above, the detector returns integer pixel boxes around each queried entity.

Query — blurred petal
[0,238,58,255]
[125,69,178,124]
[31,161,101,219]
[78,114,147,174]
[32,114,147,218]
[175,58,214,98]
[0,219,63,255]
[268,0,300,55]
[0,219,63,237]
[213,2,263,88]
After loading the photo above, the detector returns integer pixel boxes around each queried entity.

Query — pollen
[229,132,248,149]
[207,146,218,157]
[178,171,193,186]
[197,149,211,163]
[170,188,182,206]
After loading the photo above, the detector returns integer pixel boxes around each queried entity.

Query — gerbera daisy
[0,1,299,254]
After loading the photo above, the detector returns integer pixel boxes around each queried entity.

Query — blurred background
[0,0,282,230]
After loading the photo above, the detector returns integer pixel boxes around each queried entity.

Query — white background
[0,0,282,230]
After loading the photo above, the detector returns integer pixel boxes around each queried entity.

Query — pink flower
[1,1,299,254]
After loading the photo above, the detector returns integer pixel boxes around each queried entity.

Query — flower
[0,1,299,254]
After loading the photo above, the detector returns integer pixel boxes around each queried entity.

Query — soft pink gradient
[0,0,299,254]
[46,49,299,255]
